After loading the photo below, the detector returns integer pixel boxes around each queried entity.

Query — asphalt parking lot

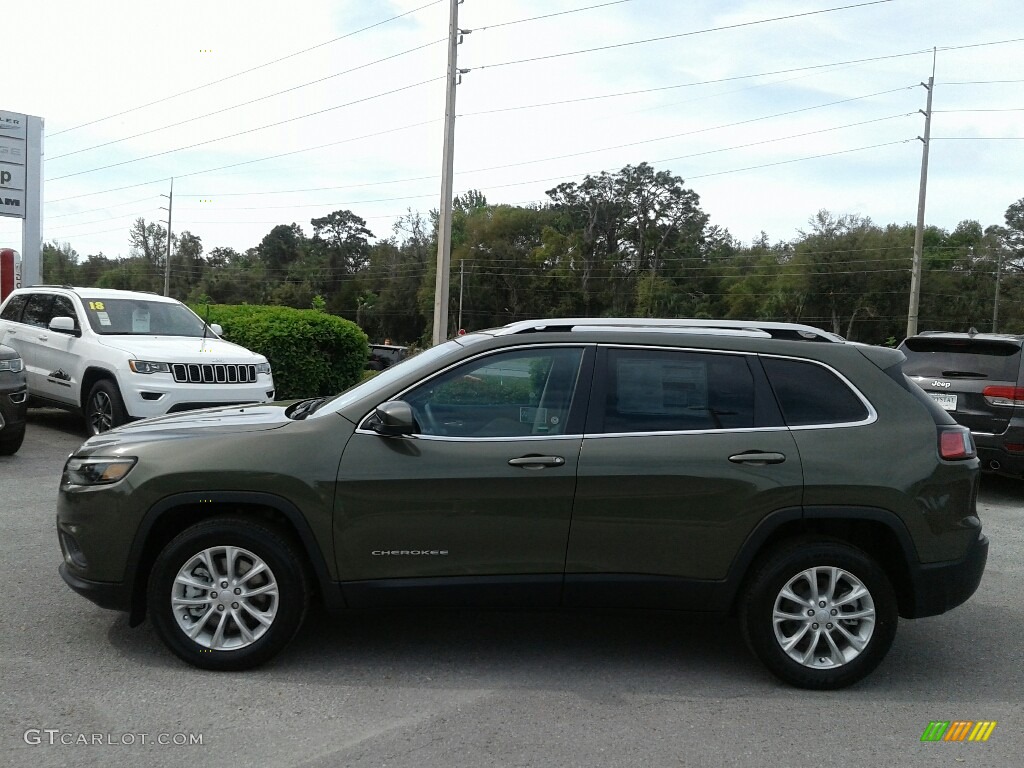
[1,409,1021,768]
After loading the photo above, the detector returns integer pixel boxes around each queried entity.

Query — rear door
[564,345,803,608]
[900,337,1023,435]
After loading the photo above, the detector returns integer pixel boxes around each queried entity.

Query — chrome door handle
[728,451,786,465]
[508,455,565,469]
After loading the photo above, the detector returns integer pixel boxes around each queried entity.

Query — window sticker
[96,311,111,326]
[616,359,708,415]
[132,308,151,333]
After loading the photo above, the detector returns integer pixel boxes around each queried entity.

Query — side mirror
[209,323,223,337]
[49,316,80,336]
[370,400,418,437]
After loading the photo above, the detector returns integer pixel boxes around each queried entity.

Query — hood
[81,402,293,450]
[97,335,265,363]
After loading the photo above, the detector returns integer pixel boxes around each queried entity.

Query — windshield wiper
[289,397,326,420]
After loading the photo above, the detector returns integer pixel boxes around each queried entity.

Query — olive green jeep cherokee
[57,319,987,689]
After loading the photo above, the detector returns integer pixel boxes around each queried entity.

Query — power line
[471,1,897,70]
[45,196,163,220]
[45,77,444,182]
[48,37,447,162]
[47,0,444,138]
[473,0,636,31]
[45,120,437,204]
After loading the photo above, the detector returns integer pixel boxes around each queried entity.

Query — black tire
[0,422,25,455]
[85,379,128,435]
[739,540,898,690]
[147,518,310,671]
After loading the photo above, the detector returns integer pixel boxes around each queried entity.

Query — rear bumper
[907,533,989,618]
[973,432,1024,477]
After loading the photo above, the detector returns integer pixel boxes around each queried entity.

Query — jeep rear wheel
[148,518,309,671]
[739,541,898,690]
[85,379,128,434]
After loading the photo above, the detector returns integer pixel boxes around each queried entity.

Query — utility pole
[457,258,464,331]
[160,178,174,297]
[993,247,1002,333]
[431,0,469,346]
[906,50,936,338]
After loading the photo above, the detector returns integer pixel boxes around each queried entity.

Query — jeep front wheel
[148,518,309,671]
[739,541,898,690]
[85,379,128,434]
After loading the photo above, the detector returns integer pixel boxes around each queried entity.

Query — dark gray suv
[0,343,27,455]
[900,331,1024,478]
[57,318,986,689]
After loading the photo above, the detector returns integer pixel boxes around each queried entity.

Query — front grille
[171,363,257,384]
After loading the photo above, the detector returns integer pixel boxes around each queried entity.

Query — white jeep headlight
[0,357,24,373]
[129,360,170,374]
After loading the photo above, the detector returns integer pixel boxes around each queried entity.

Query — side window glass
[20,294,54,329]
[762,357,869,426]
[599,349,755,433]
[50,296,80,329]
[0,294,28,322]
[404,347,584,437]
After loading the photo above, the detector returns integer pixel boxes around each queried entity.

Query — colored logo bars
[921,721,997,742]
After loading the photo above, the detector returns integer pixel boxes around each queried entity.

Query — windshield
[82,298,214,337]
[311,338,472,417]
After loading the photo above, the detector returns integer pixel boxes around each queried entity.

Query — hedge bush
[189,304,368,400]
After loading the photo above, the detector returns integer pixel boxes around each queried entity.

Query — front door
[334,344,592,606]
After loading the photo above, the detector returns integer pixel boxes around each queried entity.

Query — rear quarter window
[899,338,1022,382]
[0,294,28,321]
[762,357,869,426]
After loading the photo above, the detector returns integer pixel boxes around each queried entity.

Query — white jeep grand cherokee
[0,286,274,434]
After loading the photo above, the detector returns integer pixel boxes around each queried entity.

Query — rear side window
[595,348,756,433]
[1,294,28,321]
[900,338,1021,382]
[20,294,55,328]
[762,357,869,426]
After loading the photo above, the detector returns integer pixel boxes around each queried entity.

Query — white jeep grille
[171,363,257,384]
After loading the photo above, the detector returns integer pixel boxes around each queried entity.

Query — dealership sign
[0,111,28,218]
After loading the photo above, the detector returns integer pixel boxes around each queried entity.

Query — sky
[2,0,1023,262]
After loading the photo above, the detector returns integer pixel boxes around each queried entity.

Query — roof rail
[27,284,75,290]
[496,318,844,342]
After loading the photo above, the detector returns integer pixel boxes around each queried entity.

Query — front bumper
[907,532,989,618]
[58,563,130,612]
[118,373,274,420]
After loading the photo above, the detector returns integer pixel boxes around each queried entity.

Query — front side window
[50,295,80,330]
[594,348,756,433]
[403,347,585,438]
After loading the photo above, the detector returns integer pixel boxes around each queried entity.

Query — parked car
[0,342,27,454]
[57,318,985,689]
[366,344,409,371]
[900,330,1024,478]
[0,286,274,434]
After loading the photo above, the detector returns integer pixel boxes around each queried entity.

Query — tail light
[982,386,1024,407]
[939,426,976,461]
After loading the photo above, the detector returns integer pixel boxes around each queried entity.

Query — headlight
[0,357,24,373]
[129,360,170,374]
[62,457,137,486]
[256,362,272,375]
